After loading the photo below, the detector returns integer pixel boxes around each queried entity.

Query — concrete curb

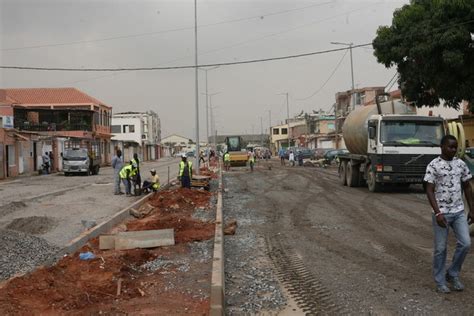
[210,167,225,315]
[59,183,175,257]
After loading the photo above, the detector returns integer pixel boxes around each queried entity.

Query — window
[111,125,121,133]
[142,134,147,139]
[122,124,135,133]
[281,128,288,135]
[272,128,279,135]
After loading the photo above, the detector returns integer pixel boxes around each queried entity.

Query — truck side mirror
[368,126,376,139]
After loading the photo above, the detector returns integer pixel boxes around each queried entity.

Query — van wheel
[339,161,347,186]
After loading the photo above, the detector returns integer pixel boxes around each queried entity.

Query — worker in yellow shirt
[143,169,160,193]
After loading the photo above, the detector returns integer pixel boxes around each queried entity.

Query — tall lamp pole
[194,0,200,174]
[199,66,219,144]
[278,93,291,148]
[331,42,355,110]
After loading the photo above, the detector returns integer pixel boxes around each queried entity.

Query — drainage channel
[265,234,344,315]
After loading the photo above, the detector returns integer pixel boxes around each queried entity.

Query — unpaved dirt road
[224,160,474,314]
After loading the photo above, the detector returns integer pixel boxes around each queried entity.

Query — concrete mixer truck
[338,97,445,192]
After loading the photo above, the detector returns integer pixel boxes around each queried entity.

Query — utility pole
[199,66,219,145]
[260,116,263,146]
[268,109,271,151]
[286,92,290,148]
[331,42,355,110]
[194,0,200,174]
[277,92,291,148]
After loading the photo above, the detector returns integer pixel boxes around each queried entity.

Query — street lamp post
[278,92,291,148]
[331,41,355,110]
[199,66,219,144]
[194,0,200,174]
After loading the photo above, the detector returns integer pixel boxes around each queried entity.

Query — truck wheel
[339,161,347,186]
[346,161,359,187]
[367,168,381,192]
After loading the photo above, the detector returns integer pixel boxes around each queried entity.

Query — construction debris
[224,219,238,235]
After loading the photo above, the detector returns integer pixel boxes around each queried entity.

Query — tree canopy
[373,0,474,109]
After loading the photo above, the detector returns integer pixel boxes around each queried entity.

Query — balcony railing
[15,122,92,132]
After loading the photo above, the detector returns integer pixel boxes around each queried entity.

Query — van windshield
[380,121,444,146]
[64,149,88,160]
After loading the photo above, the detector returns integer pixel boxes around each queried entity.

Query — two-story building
[0,88,112,179]
[111,111,161,162]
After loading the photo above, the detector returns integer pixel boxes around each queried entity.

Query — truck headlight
[383,165,393,172]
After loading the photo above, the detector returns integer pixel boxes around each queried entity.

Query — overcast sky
[0,0,411,140]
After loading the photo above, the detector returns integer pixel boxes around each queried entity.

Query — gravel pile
[189,240,213,263]
[140,256,190,273]
[0,228,60,280]
[223,176,287,315]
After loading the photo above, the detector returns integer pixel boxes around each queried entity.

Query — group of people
[278,148,304,167]
[112,150,160,196]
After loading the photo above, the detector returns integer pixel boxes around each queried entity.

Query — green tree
[373,0,474,109]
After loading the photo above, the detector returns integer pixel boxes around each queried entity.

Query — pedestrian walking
[42,152,50,174]
[179,154,192,189]
[224,151,231,171]
[119,162,137,196]
[199,150,205,164]
[131,153,141,194]
[49,151,54,172]
[248,149,255,172]
[424,134,474,293]
[278,148,285,166]
[111,149,124,195]
[289,150,295,167]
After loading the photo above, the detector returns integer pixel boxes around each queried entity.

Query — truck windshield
[380,121,444,146]
[63,149,88,160]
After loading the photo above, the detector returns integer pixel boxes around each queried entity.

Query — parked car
[62,148,100,176]
[283,147,314,159]
[314,148,333,160]
[186,151,195,158]
[324,149,349,164]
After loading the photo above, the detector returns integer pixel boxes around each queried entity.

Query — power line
[0,43,371,72]
[2,1,334,51]
[295,50,348,101]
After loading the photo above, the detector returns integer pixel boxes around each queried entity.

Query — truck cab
[339,113,445,192]
[366,115,444,188]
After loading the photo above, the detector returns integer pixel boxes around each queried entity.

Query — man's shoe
[446,275,464,291]
[436,284,451,294]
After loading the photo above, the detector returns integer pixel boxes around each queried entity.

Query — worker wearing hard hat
[179,154,192,188]
[143,168,160,193]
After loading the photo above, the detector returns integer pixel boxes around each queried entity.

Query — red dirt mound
[148,188,212,212]
[127,214,215,243]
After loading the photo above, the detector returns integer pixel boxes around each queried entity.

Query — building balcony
[15,121,92,132]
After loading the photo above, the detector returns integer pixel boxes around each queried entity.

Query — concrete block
[114,229,175,250]
[99,235,115,250]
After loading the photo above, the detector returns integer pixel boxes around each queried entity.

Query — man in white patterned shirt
[424,134,473,293]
